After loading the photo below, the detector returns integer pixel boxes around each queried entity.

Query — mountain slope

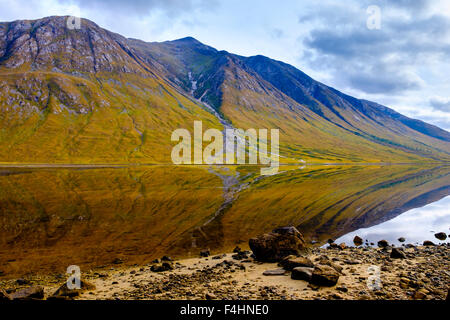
[0,16,449,164]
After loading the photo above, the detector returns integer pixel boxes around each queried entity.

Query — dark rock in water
[291,267,314,281]
[263,269,287,276]
[11,285,45,300]
[390,247,406,259]
[434,232,447,241]
[280,255,314,271]
[423,241,435,246]
[50,280,96,299]
[151,262,174,272]
[311,265,340,287]
[249,226,308,262]
[398,237,406,243]
[200,250,210,258]
[377,240,389,248]
[353,236,363,246]
[0,288,12,301]
[161,256,173,262]
[327,239,335,244]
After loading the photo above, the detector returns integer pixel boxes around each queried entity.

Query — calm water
[0,164,449,277]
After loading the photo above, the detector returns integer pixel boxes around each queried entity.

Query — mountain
[1,16,449,164]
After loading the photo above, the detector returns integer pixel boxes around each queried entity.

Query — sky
[1,0,450,131]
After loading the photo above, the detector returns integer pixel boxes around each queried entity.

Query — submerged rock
[353,236,363,246]
[377,240,389,248]
[434,232,447,241]
[249,226,308,262]
[263,269,287,276]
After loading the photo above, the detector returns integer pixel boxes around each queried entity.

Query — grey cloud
[299,1,450,95]
[59,0,218,17]
[430,98,450,112]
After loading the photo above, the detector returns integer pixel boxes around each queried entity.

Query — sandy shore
[1,244,448,300]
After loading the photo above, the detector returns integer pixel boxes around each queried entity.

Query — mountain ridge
[0,16,449,164]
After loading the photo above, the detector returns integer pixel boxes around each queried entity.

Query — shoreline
[1,244,448,300]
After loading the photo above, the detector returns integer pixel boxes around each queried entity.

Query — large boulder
[249,227,308,262]
[310,265,340,287]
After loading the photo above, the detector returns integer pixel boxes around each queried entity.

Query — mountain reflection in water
[0,164,448,278]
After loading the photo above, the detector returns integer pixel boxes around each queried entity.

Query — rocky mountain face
[0,16,449,163]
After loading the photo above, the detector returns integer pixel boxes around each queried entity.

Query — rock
[248,226,308,262]
[233,246,242,253]
[11,285,45,300]
[200,250,210,258]
[390,247,406,259]
[151,262,174,272]
[310,265,340,287]
[50,280,96,299]
[16,278,30,285]
[423,241,435,246]
[377,240,389,248]
[317,256,343,273]
[112,258,123,265]
[263,269,287,276]
[398,237,406,243]
[291,267,314,281]
[280,255,314,271]
[338,243,346,250]
[232,252,249,261]
[212,254,226,260]
[353,236,363,246]
[161,256,173,262]
[434,232,447,241]
[413,289,428,300]
[205,292,217,300]
[336,286,348,293]
[0,288,12,301]
[327,239,335,244]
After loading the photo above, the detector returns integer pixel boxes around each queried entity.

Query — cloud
[59,0,217,17]
[430,97,450,112]
[298,0,450,95]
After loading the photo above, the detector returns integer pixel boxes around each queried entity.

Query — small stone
[377,240,389,248]
[390,247,406,259]
[200,250,211,258]
[161,256,173,262]
[423,241,435,246]
[398,237,406,243]
[263,269,287,276]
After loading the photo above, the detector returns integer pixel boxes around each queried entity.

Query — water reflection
[0,164,449,278]
[336,196,450,246]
